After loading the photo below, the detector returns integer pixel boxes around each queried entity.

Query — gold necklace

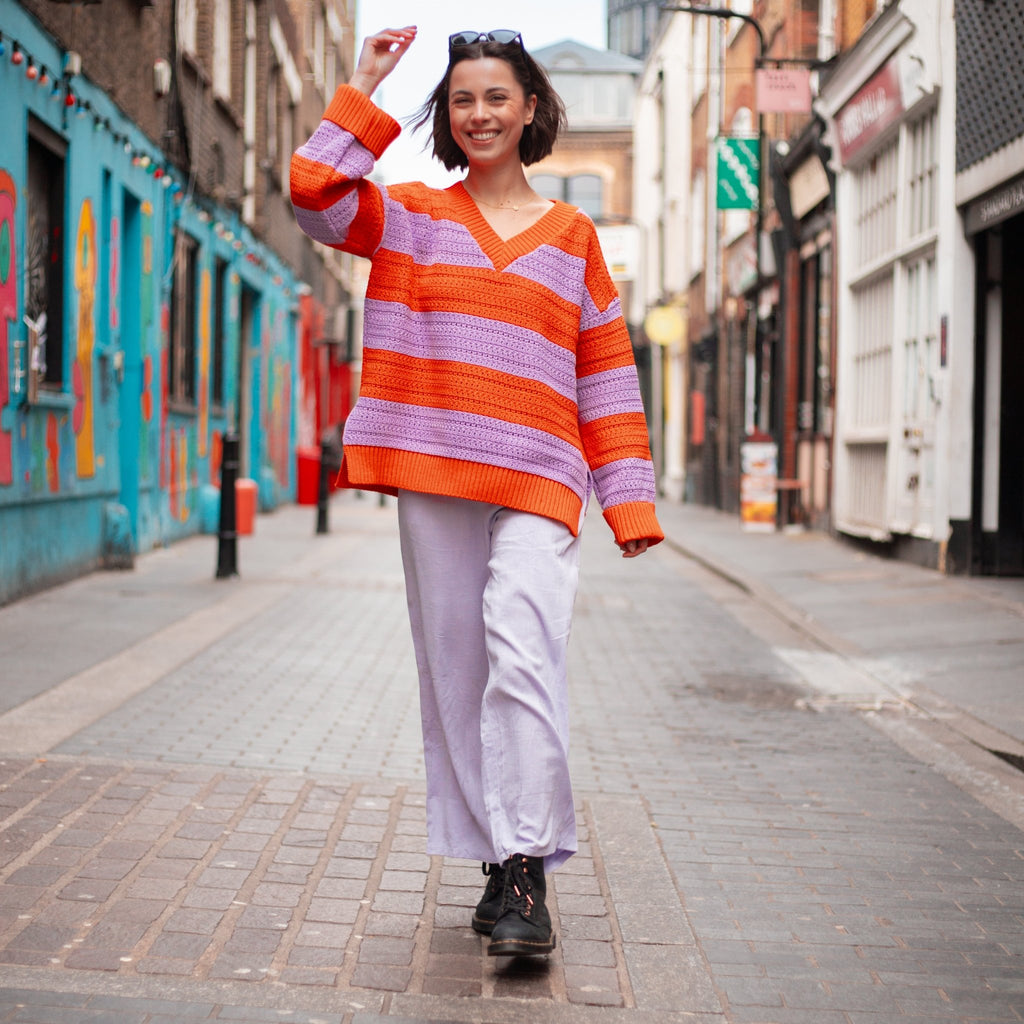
[467,188,533,213]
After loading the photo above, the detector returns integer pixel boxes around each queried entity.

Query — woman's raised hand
[349,27,417,96]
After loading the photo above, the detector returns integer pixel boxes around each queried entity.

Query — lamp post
[660,4,770,515]
[659,5,766,300]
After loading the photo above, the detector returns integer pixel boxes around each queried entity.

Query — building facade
[632,0,1022,575]
[0,0,355,603]
[950,0,1024,575]
[817,0,963,570]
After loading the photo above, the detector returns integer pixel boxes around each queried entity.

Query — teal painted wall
[0,2,301,603]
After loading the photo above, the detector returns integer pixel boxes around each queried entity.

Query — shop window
[169,231,198,405]
[25,118,66,389]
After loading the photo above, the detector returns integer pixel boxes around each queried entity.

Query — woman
[291,26,663,958]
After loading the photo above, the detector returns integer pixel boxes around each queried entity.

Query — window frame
[25,116,67,391]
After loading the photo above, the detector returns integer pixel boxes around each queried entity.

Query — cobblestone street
[1,497,1022,1023]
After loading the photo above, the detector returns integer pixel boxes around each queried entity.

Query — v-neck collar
[450,181,577,271]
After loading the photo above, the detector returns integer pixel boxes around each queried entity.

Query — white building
[632,16,694,501]
[816,0,962,570]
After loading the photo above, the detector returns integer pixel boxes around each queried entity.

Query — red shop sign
[835,58,904,164]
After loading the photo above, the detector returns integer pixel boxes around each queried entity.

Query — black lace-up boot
[471,862,504,935]
[487,854,555,956]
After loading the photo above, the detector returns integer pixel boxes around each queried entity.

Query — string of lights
[0,27,292,291]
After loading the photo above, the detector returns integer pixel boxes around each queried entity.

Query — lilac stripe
[293,192,360,248]
[591,458,657,507]
[577,366,646,425]
[363,300,578,401]
[580,292,623,333]
[344,398,589,495]
[299,122,376,180]
[380,194,494,269]
[505,245,587,306]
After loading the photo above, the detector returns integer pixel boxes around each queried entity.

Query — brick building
[0,0,355,602]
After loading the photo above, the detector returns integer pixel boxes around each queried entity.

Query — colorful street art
[139,201,155,486]
[0,170,15,487]
[73,200,97,479]
[198,266,210,457]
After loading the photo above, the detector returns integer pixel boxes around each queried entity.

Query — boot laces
[481,861,502,900]
[502,856,535,917]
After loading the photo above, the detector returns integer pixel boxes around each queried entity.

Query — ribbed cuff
[602,502,664,547]
[324,85,401,158]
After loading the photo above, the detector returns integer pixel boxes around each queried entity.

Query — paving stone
[350,962,413,991]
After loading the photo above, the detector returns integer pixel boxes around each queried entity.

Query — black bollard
[316,450,330,535]
[216,432,240,578]
[315,425,343,535]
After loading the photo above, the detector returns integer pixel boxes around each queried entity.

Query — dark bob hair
[412,39,568,172]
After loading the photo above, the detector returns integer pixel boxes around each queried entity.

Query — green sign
[716,137,759,210]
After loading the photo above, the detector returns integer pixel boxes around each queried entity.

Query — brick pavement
[1,496,1023,1023]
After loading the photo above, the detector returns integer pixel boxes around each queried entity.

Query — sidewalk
[0,494,1022,1024]
[657,501,1024,753]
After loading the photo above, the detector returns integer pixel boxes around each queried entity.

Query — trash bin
[236,477,257,535]
[296,446,321,505]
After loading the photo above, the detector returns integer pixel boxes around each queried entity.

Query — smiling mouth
[468,131,499,141]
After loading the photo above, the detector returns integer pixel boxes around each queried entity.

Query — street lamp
[659,5,767,300]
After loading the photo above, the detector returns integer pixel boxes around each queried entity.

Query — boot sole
[471,914,496,936]
[487,934,557,957]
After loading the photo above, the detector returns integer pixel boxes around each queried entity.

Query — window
[280,102,294,186]
[308,3,326,87]
[26,118,66,388]
[567,175,603,219]
[212,257,228,407]
[853,138,898,270]
[177,0,198,55]
[169,231,198,404]
[267,61,280,169]
[212,0,232,100]
[906,109,937,239]
[528,173,604,220]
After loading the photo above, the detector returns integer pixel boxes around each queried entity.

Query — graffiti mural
[140,201,156,486]
[73,200,97,479]
[0,170,15,487]
[198,265,210,457]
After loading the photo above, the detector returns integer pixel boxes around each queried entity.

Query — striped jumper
[290,85,663,548]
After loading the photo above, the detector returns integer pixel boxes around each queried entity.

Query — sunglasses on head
[448,29,524,53]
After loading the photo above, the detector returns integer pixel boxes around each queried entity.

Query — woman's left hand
[619,539,650,558]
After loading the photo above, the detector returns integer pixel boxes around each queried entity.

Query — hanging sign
[717,137,759,210]
[756,68,812,114]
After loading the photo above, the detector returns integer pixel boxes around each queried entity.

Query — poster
[740,439,778,532]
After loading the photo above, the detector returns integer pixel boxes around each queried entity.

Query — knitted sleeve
[289,85,402,258]
[576,227,664,547]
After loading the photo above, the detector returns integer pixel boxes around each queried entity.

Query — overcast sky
[354,1,608,185]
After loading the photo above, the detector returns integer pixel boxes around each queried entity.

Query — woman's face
[447,57,537,170]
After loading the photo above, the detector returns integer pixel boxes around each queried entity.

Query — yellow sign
[644,305,685,347]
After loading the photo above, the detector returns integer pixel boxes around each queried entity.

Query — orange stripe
[366,251,581,352]
[360,350,583,446]
[290,153,360,212]
[580,412,653,469]
[576,320,637,377]
[339,447,585,536]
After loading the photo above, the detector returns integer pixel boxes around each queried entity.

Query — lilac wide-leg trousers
[397,491,581,871]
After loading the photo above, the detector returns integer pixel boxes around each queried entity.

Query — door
[117,191,141,539]
[892,253,938,536]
